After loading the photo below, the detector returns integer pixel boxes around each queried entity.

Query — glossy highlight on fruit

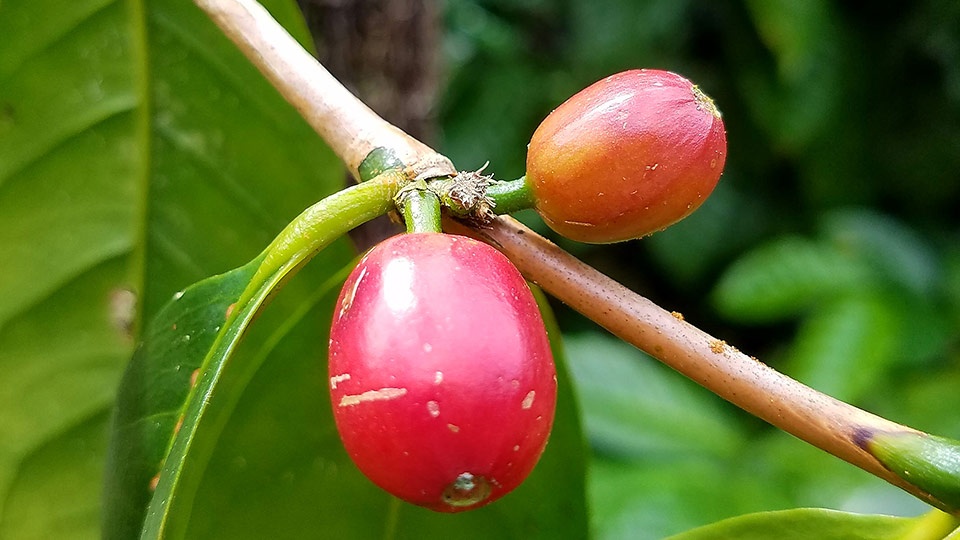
[526,69,727,243]
[328,232,557,512]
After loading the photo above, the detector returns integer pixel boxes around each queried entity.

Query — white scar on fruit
[329,373,351,389]
[521,390,536,410]
[338,387,408,407]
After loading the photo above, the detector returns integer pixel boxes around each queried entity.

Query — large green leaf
[135,0,339,320]
[1,0,137,537]
[667,508,942,540]
[0,0,351,536]
[711,236,872,322]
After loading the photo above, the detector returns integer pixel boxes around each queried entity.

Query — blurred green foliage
[438,0,960,538]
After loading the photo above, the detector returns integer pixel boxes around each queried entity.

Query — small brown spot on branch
[709,339,727,354]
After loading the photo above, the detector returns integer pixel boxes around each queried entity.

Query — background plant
[0,0,958,539]
[441,1,960,534]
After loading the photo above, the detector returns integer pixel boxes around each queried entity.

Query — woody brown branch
[194,0,454,182]
[444,215,949,512]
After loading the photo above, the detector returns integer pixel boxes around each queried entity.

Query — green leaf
[667,508,931,540]
[786,294,899,403]
[135,0,336,320]
[105,173,399,537]
[589,457,779,540]
[135,259,350,539]
[645,182,767,288]
[0,0,347,537]
[0,261,131,539]
[563,332,743,460]
[712,236,871,322]
[744,0,846,150]
[125,178,397,539]
[1,0,138,537]
[103,257,263,539]
[820,209,940,297]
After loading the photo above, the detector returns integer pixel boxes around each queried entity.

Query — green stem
[399,186,442,233]
[242,170,403,308]
[865,432,960,513]
[487,176,536,214]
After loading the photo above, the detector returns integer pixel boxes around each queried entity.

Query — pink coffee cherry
[328,232,557,512]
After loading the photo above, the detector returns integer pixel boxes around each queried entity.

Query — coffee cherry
[526,69,727,243]
[328,233,557,512]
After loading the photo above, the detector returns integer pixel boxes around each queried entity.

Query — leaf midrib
[127,0,152,337]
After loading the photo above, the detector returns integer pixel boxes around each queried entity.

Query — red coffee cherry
[328,232,557,512]
[526,69,727,243]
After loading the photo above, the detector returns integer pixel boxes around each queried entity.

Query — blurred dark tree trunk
[296,0,442,249]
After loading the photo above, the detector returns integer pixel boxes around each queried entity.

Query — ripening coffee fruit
[526,69,727,243]
[328,232,557,512]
